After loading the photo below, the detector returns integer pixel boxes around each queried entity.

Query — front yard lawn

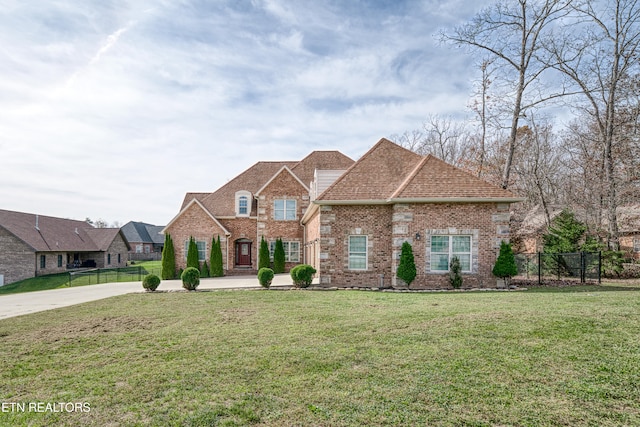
[1,288,639,426]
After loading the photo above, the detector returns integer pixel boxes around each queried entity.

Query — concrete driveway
[0,274,293,320]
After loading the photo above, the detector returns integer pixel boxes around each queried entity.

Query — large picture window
[269,241,300,262]
[348,235,368,270]
[274,199,296,220]
[430,235,471,272]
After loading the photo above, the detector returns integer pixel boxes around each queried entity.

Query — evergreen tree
[449,256,463,289]
[210,235,224,277]
[543,209,587,254]
[161,233,176,280]
[273,238,285,273]
[200,260,210,278]
[493,241,518,287]
[258,236,270,270]
[396,241,417,286]
[186,236,200,270]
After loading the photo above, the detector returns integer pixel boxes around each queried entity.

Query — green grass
[0,261,162,295]
[1,286,640,426]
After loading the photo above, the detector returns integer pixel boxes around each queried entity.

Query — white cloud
[0,0,493,225]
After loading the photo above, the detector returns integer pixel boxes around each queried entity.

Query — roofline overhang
[312,197,525,206]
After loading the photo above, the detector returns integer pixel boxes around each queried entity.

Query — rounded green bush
[181,267,200,291]
[142,274,161,291]
[258,267,274,289]
[290,264,316,288]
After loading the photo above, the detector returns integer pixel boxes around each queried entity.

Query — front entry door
[236,241,252,266]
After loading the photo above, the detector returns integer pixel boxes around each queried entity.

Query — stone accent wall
[0,226,35,284]
[256,170,307,270]
[314,202,512,289]
[303,208,321,270]
[317,204,393,287]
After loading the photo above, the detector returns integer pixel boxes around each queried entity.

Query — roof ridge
[389,155,430,200]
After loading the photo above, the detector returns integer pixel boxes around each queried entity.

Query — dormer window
[235,191,252,217]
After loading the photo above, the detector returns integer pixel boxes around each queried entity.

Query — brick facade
[0,226,35,285]
[314,202,512,289]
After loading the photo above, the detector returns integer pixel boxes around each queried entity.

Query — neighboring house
[301,139,523,288]
[0,209,129,286]
[515,204,640,260]
[616,204,640,260]
[163,151,355,273]
[121,221,165,261]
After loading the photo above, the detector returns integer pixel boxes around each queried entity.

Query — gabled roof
[290,150,356,187]
[163,199,231,236]
[255,166,309,195]
[178,151,355,218]
[0,208,124,252]
[316,138,522,204]
[121,221,165,244]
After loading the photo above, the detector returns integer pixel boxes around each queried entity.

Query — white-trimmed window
[269,241,300,262]
[430,235,472,272]
[184,240,207,261]
[274,199,296,220]
[348,235,368,270]
[235,191,252,217]
[136,244,143,253]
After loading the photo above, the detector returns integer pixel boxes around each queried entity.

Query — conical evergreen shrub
[493,241,518,287]
[161,233,176,280]
[396,241,417,286]
[186,236,200,270]
[258,236,270,270]
[273,238,285,273]
[210,235,224,277]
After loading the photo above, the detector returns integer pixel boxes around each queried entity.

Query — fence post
[580,251,585,284]
[97,269,100,284]
[598,251,602,284]
[538,252,542,285]
[138,266,142,281]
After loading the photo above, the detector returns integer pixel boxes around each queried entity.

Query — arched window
[235,191,252,217]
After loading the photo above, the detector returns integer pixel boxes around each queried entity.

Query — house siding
[0,227,35,284]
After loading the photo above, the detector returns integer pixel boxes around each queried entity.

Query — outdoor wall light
[415,232,421,241]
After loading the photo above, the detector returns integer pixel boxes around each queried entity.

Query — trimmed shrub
[200,260,210,278]
[161,233,176,280]
[181,267,200,291]
[142,274,161,291]
[257,267,274,288]
[258,236,270,270]
[186,237,200,270]
[396,241,417,286]
[290,264,316,288]
[210,235,224,277]
[493,241,518,287]
[449,256,463,289]
[273,238,285,273]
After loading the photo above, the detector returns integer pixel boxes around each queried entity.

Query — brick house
[162,151,355,273]
[0,209,129,286]
[121,221,165,261]
[301,139,523,288]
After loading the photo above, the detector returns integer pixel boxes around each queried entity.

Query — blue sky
[1,0,490,226]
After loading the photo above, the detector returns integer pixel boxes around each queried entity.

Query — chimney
[75,227,79,234]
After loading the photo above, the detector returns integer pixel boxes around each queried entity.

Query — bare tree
[441,0,573,189]
[546,0,640,249]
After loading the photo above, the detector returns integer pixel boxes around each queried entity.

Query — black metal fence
[514,252,601,285]
[68,265,162,287]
